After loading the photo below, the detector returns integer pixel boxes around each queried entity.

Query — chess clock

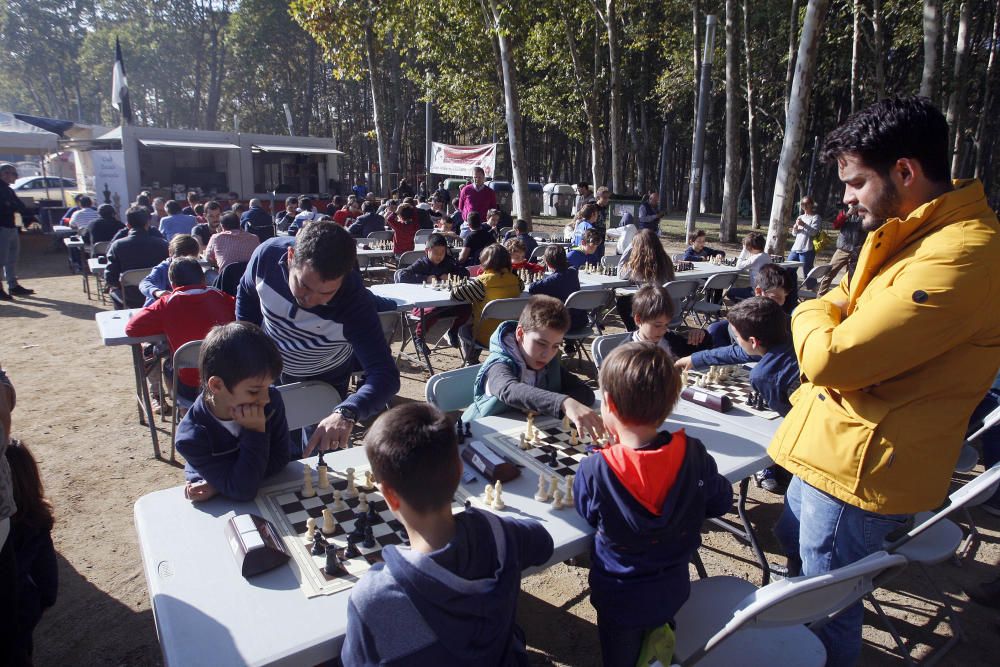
[225,513,291,577]
[680,387,733,413]
[462,440,520,483]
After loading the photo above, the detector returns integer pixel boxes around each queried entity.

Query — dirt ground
[4,226,1000,667]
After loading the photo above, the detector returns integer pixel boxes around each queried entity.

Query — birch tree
[920,0,940,98]
[720,0,740,242]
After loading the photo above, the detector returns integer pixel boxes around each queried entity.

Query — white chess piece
[562,415,571,431]
[483,483,494,505]
[552,489,565,509]
[525,413,535,440]
[322,509,336,535]
[519,432,529,450]
[302,467,316,498]
[306,517,317,540]
[332,489,346,510]
[548,476,560,499]
[345,467,356,496]
[492,480,505,510]
[570,428,578,446]
[365,470,376,489]
[534,474,551,502]
[357,492,369,513]
[564,474,575,506]
[317,465,330,490]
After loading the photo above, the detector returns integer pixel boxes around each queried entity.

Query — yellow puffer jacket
[451,269,524,346]
[768,180,1000,514]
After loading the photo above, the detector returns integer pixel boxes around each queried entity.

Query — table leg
[131,344,162,459]
[417,308,435,375]
[707,477,770,586]
[82,269,91,300]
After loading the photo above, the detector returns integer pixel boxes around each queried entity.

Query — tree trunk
[363,17,390,196]
[947,1,972,178]
[941,9,953,108]
[742,0,761,229]
[489,0,532,224]
[975,0,1000,179]
[871,0,886,98]
[784,0,799,118]
[851,0,861,113]
[766,0,831,254]
[561,10,603,189]
[605,0,625,193]
[920,0,940,98]
[720,0,740,242]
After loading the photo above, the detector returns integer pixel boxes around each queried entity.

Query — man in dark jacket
[241,198,275,243]
[105,206,169,308]
[84,205,125,245]
[0,163,37,299]
[346,201,386,238]
[817,203,867,295]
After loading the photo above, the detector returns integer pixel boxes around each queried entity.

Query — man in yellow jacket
[768,97,1000,666]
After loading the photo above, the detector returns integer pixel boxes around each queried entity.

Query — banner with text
[84,150,130,218]
[429,142,497,178]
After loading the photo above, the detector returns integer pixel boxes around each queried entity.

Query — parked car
[12,176,80,206]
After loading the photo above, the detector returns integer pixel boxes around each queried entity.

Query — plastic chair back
[367,230,395,241]
[378,310,401,344]
[425,364,482,412]
[479,297,532,324]
[91,241,111,259]
[565,288,612,313]
[701,271,741,292]
[803,263,833,285]
[529,245,547,262]
[276,381,343,432]
[215,261,248,296]
[663,280,699,326]
[120,267,156,309]
[397,250,423,268]
[591,332,631,369]
[414,229,433,243]
[169,340,203,459]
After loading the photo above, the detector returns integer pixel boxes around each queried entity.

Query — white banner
[429,142,497,178]
[86,150,130,218]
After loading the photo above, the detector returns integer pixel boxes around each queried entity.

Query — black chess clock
[225,513,290,577]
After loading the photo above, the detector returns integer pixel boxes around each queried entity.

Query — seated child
[6,440,58,663]
[571,203,599,246]
[501,219,538,257]
[396,233,471,354]
[175,321,291,502]
[682,229,726,262]
[462,295,602,441]
[630,284,712,359]
[574,342,732,666]
[125,257,237,404]
[706,263,795,348]
[386,203,420,256]
[528,245,587,331]
[451,243,524,363]
[676,297,800,493]
[566,229,602,269]
[727,232,768,301]
[458,212,496,268]
[504,238,544,275]
[139,234,202,306]
[342,403,554,666]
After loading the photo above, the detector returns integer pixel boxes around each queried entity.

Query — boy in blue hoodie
[396,233,470,354]
[461,295,603,439]
[341,403,554,666]
[565,229,602,269]
[574,342,732,667]
[175,321,291,503]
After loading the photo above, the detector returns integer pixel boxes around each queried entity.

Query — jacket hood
[488,319,520,358]
[600,431,688,517]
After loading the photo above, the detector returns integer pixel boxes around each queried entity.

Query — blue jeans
[787,249,816,288]
[0,227,19,287]
[774,477,911,667]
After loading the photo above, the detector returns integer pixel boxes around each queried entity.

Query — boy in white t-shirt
[789,196,820,286]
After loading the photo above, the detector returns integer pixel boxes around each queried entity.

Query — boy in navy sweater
[395,233,470,353]
[175,321,291,503]
[682,229,726,262]
[566,229,602,269]
[528,245,586,331]
[675,297,800,493]
[575,342,732,667]
[341,403,554,666]
[629,284,713,359]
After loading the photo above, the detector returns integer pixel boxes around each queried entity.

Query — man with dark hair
[458,167,497,222]
[288,196,323,235]
[182,191,198,217]
[84,204,125,245]
[817,204,867,296]
[347,200,386,238]
[236,221,400,455]
[769,96,1000,666]
[457,212,494,268]
[159,199,198,241]
[192,201,223,247]
[275,196,298,232]
[206,212,259,270]
[241,198,275,243]
[0,163,36,298]
[105,206,169,308]
[574,182,595,211]
[68,195,99,235]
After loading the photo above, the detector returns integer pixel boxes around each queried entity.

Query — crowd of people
[2,96,1000,667]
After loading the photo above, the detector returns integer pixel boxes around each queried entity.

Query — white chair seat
[674,576,826,666]
[891,511,963,565]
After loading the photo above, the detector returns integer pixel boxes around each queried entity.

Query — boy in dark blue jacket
[575,342,732,667]
[395,233,470,354]
[565,229,602,269]
[341,403,554,666]
[682,229,726,262]
[175,321,291,503]
[527,245,586,331]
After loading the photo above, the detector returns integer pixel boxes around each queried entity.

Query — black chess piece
[324,545,348,576]
[352,513,368,537]
[756,393,767,411]
[464,423,472,439]
[363,524,376,549]
[366,504,379,524]
[398,526,410,545]
[455,419,465,443]
[317,450,326,469]
[344,536,361,559]
[311,532,328,556]
[746,391,757,406]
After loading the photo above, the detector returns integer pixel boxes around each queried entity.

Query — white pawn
[534,474,551,502]
[492,480,505,510]
[564,474,575,506]
[483,483,494,505]
[552,489,565,509]
[519,432,530,450]
[365,470,376,489]
[548,476,560,499]
[322,508,336,535]
[317,465,331,490]
[358,492,369,513]
[306,517,317,540]
[345,467,356,496]
[302,467,316,498]
[562,415,571,431]
[332,489,346,510]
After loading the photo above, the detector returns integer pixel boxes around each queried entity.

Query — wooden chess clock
[225,513,290,577]
[462,440,520,483]
[680,387,733,413]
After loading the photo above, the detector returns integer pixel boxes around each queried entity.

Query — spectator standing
[636,191,661,234]
[0,163,36,298]
[788,196,820,285]
[458,167,497,222]
[817,204,867,295]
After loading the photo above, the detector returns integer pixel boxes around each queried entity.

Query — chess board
[684,366,781,420]
[255,465,471,598]
[481,416,603,479]
[674,261,695,272]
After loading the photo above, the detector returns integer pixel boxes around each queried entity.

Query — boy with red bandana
[573,342,732,667]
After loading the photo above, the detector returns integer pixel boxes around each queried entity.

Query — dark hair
[169,234,200,258]
[364,403,460,513]
[200,321,283,391]
[285,196,298,206]
[544,244,569,271]
[205,201,222,213]
[519,295,570,333]
[333,195,346,207]
[820,96,951,182]
[98,204,116,220]
[743,231,766,251]
[187,191,198,202]
[168,256,205,287]
[362,201,377,214]
[298,196,313,210]
[466,211,482,229]
[426,233,448,249]
[726,296,789,348]
[79,195,93,208]
[6,439,54,532]
[396,204,414,221]
[631,284,674,322]
[504,237,526,256]
[581,229,600,245]
[514,219,529,233]
[688,229,706,244]
[624,229,675,284]
[194,204,205,216]
[292,221,357,280]
[451,197,460,207]
[473,166,485,176]
[220,212,240,231]
[480,243,512,273]
[136,194,151,208]
[126,205,150,229]
[599,342,681,426]
[755,263,796,293]
[578,203,599,221]
[165,200,181,215]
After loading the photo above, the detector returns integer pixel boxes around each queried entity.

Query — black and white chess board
[255,466,470,597]
[684,366,781,420]
[482,416,605,479]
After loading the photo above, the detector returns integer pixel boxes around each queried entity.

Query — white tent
[0,112,59,154]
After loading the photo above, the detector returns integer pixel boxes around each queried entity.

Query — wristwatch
[333,406,358,423]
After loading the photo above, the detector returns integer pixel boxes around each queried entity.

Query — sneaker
[149,395,172,416]
[0,288,11,301]
[414,337,431,359]
[754,466,784,494]
[9,284,33,296]
[446,329,460,348]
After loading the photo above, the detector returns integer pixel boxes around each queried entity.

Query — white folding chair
[690,272,741,324]
[366,230,395,242]
[86,241,112,302]
[797,264,834,300]
[117,267,156,309]
[414,228,433,244]
[591,332,631,370]
[425,364,482,412]
[529,245,547,262]
[357,254,390,285]
[498,226,513,239]
[673,550,908,666]
[563,289,613,367]
[396,250,424,269]
[276,381,343,432]
[600,255,618,269]
[663,280,699,328]
[460,297,532,365]
[169,340,203,461]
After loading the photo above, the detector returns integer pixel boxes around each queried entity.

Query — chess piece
[332,489,346,510]
[317,450,327,470]
[525,413,535,440]
[363,524,376,549]
[322,509,337,535]
[302,467,316,498]
[570,428,578,446]
[534,474,551,502]
[681,370,690,386]
[305,517,317,541]
[311,532,328,556]
[345,467,356,496]
[483,483,494,505]
[324,545,347,576]
[519,432,530,450]
[564,474,575,506]
[548,476,560,499]
[364,470,376,489]
[492,480,505,510]
[344,536,361,559]
[317,465,331,490]
[562,415,571,431]
[465,422,472,439]
[357,492,369,513]
[552,489,565,509]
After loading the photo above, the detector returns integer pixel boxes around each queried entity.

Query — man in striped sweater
[236,222,400,456]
